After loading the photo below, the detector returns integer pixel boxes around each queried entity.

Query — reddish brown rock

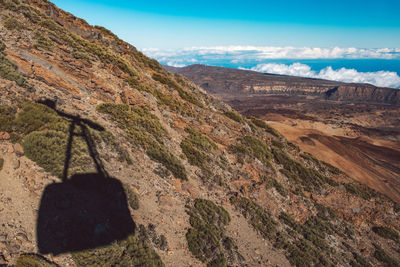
[0,132,10,140]
[14,144,24,156]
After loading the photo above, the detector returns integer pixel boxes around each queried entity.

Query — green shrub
[186,199,233,266]
[286,239,332,267]
[223,111,244,123]
[19,3,42,23]
[181,127,217,175]
[230,197,276,239]
[0,0,19,11]
[300,152,342,180]
[0,105,16,132]
[97,103,187,180]
[373,244,399,267]
[13,102,125,178]
[14,102,60,135]
[350,252,372,267]
[250,117,281,137]
[15,254,58,267]
[207,254,227,267]
[72,50,90,60]
[372,226,400,243]
[94,25,121,41]
[125,78,192,116]
[273,148,330,190]
[231,135,272,164]
[23,129,92,178]
[34,30,53,51]
[37,18,138,78]
[3,17,25,30]
[124,184,139,210]
[264,175,287,197]
[271,139,285,149]
[184,127,217,152]
[130,50,162,71]
[343,183,377,200]
[0,47,27,87]
[72,234,164,267]
[181,140,210,172]
[152,73,204,108]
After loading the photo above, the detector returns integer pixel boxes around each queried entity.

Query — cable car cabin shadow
[36,99,135,255]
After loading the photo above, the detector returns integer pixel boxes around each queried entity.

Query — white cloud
[166,61,186,68]
[142,46,400,61]
[251,63,400,88]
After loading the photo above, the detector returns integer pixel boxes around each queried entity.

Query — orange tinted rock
[14,144,24,156]
[0,132,10,140]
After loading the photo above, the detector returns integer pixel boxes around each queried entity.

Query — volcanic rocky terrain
[0,1,400,267]
[169,64,400,203]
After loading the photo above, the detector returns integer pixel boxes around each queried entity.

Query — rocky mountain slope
[170,64,400,204]
[167,64,400,105]
[0,1,400,266]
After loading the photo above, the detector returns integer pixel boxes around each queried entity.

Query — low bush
[0,44,27,87]
[37,18,138,78]
[97,103,187,180]
[223,111,244,123]
[343,183,377,200]
[152,73,204,108]
[286,239,333,267]
[373,244,399,267]
[0,40,5,52]
[273,148,332,190]
[72,234,164,267]
[186,199,234,266]
[181,140,210,173]
[250,117,281,137]
[184,127,217,152]
[231,135,272,164]
[124,184,139,210]
[0,105,16,132]
[23,129,92,178]
[34,30,53,51]
[350,252,372,267]
[8,102,130,178]
[231,196,276,239]
[130,50,162,71]
[72,50,90,60]
[180,127,217,175]
[15,254,57,267]
[372,226,400,243]
[3,17,25,30]
[264,175,287,197]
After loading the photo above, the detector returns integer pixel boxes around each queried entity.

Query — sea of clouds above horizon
[142,46,400,88]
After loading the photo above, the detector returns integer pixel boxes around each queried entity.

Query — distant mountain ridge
[167,64,400,105]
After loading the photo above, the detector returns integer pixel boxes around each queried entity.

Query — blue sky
[51,0,400,49]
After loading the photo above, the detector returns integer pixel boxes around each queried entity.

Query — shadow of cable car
[36,99,135,255]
